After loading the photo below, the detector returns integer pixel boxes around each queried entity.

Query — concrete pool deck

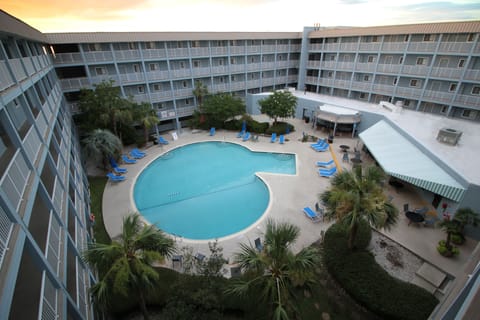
[101,116,477,287]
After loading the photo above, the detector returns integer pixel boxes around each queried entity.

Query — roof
[45,31,302,44]
[0,10,47,42]
[317,104,361,124]
[359,120,465,202]
[309,20,480,38]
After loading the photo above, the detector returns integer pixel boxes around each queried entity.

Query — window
[153,84,160,91]
[138,86,144,93]
[359,93,366,99]
[467,33,475,42]
[145,42,155,49]
[363,75,370,81]
[177,42,183,48]
[88,43,101,51]
[185,99,190,105]
[149,63,158,71]
[410,79,418,87]
[95,67,106,75]
[133,64,140,73]
[230,58,235,64]
[458,59,465,68]
[327,71,333,78]
[416,57,426,65]
[251,57,255,63]
[128,42,136,50]
[472,86,480,95]
[182,81,187,88]
[193,60,199,68]
[180,61,185,69]
[330,55,335,61]
[423,34,431,42]
[231,75,236,81]
[367,56,375,63]
[404,35,409,42]
[461,109,477,119]
[449,83,457,92]
[372,36,378,42]
[404,100,411,107]
[440,105,448,114]
[278,55,283,61]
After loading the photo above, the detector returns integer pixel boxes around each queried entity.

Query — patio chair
[303,207,322,223]
[157,136,169,145]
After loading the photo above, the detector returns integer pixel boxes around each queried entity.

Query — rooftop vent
[437,128,462,146]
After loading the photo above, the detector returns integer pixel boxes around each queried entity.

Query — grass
[88,176,111,244]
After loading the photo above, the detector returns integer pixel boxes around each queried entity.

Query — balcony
[376,64,401,74]
[454,94,480,108]
[277,44,289,52]
[336,62,354,71]
[246,63,262,71]
[119,72,145,84]
[60,78,90,91]
[23,126,42,163]
[167,48,189,58]
[276,60,290,68]
[429,67,463,79]
[351,81,372,91]
[332,79,350,88]
[381,42,408,52]
[142,49,167,60]
[437,42,474,54]
[83,51,114,63]
[190,47,210,57]
[323,43,339,51]
[262,61,276,69]
[395,86,423,98]
[262,77,275,86]
[246,46,261,54]
[463,69,480,81]
[262,45,276,53]
[0,150,31,211]
[230,82,245,91]
[173,88,193,98]
[309,43,323,51]
[158,106,196,120]
[423,90,454,103]
[0,60,15,91]
[230,46,245,55]
[246,79,261,88]
[52,52,83,65]
[401,65,430,77]
[131,93,149,103]
[320,61,336,69]
[230,65,245,73]
[210,47,228,56]
[146,70,170,81]
[407,42,437,52]
[114,50,141,61]
[9,58,27,82]
[170,68,192,79]
[191,67,211,77]
[211,83,229,93]
[372,83,395,95]
[211,65,228,74]
[90,75,120,85]
[358,42,381,51]
[355,62,375,72]
[339,42,358,51]
[305,76,318,84]
[317,78,335,86]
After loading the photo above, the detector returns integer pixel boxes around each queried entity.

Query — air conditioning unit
[437,128,462,146]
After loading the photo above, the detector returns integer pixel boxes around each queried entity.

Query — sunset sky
[2,0,479,32]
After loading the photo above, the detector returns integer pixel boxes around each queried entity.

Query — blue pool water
[134,141,296,239]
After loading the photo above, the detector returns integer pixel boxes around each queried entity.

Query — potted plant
[438,213,460,257]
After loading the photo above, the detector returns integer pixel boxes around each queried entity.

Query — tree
[82,213,175,320]
[82,129,122,169]
[258,90,297,125]
[226,219,320,319]
[133,102,159,145]
[201,93,245,128]
[320,166,398,250]
[192,80,209,108]
[78,80,134,137]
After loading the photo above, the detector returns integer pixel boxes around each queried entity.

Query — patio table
[405,211,425,226]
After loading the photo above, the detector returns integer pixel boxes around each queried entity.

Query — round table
[405,211,425,225]
[339,145,350,152]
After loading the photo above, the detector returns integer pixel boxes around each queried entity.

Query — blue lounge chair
[242,132,251,141]
[121,155,137,164]
[310,139,327,147]
[254,238,263,251]
[210,127,216,136]
[316,159,334,167]
[129,150,145,159]
[319,167,337,177]
[106,172,126,182]
[312,144,329,152]
[303,207,322,223]
[132,148,146,156]
[157,136,169,145]
[270,133,277,143]
[237,130,245,138]
[279,135,285,144]
[109,157,128,173]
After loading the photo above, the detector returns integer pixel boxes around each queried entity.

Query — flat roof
[294,91,480,185]
[320,104,360,116]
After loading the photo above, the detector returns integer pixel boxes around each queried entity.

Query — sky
[1,0,479,33]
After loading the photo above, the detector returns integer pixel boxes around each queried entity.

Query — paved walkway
[102,116,477,283]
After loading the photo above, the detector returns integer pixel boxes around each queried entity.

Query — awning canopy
[359,120,465,202]
[317,105,361,124]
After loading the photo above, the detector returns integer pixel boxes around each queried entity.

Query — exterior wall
[49,37,302,129]
[0,12,93,320]
[304,24,480,122]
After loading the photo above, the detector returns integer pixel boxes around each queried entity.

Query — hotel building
[1,8,479,319]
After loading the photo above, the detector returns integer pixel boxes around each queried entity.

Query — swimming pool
[134,141,296,240]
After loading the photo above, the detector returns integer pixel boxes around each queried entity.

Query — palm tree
[134,102,159,145]
[320,166,398,250]
[83,213,175,320]
[226,219,319,320]
[192,80,209,108]
[82,129,122,169]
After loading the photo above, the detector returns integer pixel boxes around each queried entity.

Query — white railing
[454,94,480,108]
[437,42,473,54]
[191,67,211,77]
[230,46,245,54]
[358,43,381,51]
[423,90,454,103]
[396,86,423,98]
[376,64,401,74]
[150,91,173,101]
[9,58,27,82]
[52,179,64,217]
[76,261,89,318]
[142,49,167,59]
[210,47,228,55]
[0,149,31,210]
[119,73,145,83]
[83,51,114,63]
[40,272,59,320]
[60,78,90,91]
[407,42,437,52]
[211,66,228,74]
[246,63,261,71]
[170,69,191,78]
[463,69,480,81]
[0,61,15,91]
[22,57,35,76]
[146,70,169,81]
[189,47,210,56]
[53,52,83,64]
[0,205,14,270]
[23,126,41,162]
[381,42,408,52]
[46,214,62,275]
[114,50,141,61]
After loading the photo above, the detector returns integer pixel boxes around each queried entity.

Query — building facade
[301,21,480,121]
[0,11,93,320]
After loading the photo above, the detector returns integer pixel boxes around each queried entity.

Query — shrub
[323,223,438,320]
[266,121,294,135]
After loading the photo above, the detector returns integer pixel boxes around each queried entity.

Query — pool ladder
[168,191,180,199]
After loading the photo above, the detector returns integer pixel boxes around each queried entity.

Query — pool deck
[102,116,478,287]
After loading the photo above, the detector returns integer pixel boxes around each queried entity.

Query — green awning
[359,120,465,202]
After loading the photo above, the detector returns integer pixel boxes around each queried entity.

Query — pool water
[134,141,296,240]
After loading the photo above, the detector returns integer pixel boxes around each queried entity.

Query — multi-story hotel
[1,8,479,320]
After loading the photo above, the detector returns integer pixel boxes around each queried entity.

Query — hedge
[323,223,438,320]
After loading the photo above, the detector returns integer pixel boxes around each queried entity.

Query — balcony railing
[401,65,430,76]
[0,150,31,211]
[210,47,228,56]
[119,72,145,83]
[190,47,210,56]
[167,48,189,58]
[114,50,141,61]
[376,64,401,74]
[9,58,27,82]
[437,42,473,54]
[146,70,170,81]
[407,42,437,52]
[0,206,14,270]
[60,78,90,91]
[53,52,83,64]
[23,126,42,162]
[142,49,167,60]
[150,91,174,101]
[83,51,114,63]
[454,94,480,108]
[372,83,395,95]
[422,90,454,103]
[395,86,423,98]
[381,42,408,52]
[0,60,15,91]
[463,69,480,81]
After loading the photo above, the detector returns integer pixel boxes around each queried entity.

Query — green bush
[265,121,294,135]
[324,223,438,320]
